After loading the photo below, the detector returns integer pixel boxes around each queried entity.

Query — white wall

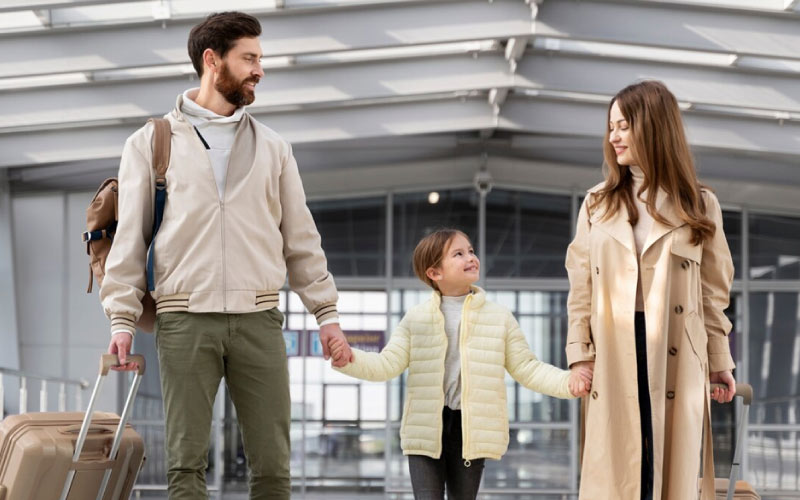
[10,191,120,413]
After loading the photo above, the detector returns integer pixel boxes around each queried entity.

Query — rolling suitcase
[0,354,146,500]
[709,383,760,500]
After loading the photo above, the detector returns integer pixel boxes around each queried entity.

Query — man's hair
[412,229,470,290]
[188,11,262,77]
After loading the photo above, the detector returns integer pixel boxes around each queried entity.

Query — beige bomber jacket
[100,96,338,335]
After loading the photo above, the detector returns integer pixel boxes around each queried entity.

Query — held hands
[327,336,351,367]
[568,361,594,397]
[319,323,353,368]
[710,370,736,403]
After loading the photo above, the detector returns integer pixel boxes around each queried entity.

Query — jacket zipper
[220,200,226,311]
[435,309,447,459]
[183,118,228,312]
[459,294,473,463]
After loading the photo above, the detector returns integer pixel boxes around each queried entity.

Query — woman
[565,80,736,500]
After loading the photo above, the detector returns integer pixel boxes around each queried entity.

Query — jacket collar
[430,285,486,310]
[169,94,257,194]
[587,183,686,256]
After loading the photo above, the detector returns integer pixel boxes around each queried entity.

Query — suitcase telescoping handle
[710,382,753,500]
[711,382,752,405]
[59,354,146,500]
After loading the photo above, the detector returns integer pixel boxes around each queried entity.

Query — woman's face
[609,101,636,166]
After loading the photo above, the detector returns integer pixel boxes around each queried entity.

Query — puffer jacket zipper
[459,294,473,463]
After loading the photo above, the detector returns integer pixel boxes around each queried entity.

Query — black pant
[408,407,485,499]
[635,312,654,500]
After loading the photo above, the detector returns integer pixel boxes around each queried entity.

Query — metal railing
[0,367,89,416]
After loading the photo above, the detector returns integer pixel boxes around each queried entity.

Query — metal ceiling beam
[5,89,799,174]
[0,53,511,132]
[515,52,800,115]
[500,95,800,158]
[0,0,532,79]
[0,0,132,13]
[12,46,800,134]
[537,0,800,62]
[0,95,496,169]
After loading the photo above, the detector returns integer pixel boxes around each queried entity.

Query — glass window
[393,189,478,278]
[746,430,800,491]
[711,292,742,477]
[515,291,570,423]
[485,189,572,278]
[747,292,800,425]
[749,213,800,280]
[309,196,386,277]
[722,210,742,280]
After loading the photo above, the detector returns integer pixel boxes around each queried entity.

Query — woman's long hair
[590,80,714,245]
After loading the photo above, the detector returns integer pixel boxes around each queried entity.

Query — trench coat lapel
[588,190,636,255]
[641,189,686,257]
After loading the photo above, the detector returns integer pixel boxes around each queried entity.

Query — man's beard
[215,62,258,107]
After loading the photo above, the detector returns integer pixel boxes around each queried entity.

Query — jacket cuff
[566,341,595,368]
[110,313,136,337]
[312,303,339,325]
[318,317,339,327]
[708,337,735,372]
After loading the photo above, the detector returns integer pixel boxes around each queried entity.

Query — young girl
[330,228,591,499]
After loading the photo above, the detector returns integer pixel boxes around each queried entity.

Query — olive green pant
[155,309,290,500]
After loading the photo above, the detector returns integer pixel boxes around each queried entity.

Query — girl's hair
[592,80,715,245]
[412,229,470,290]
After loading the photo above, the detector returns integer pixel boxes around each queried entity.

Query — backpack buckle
[81,231,92,242]
[155,178,167,191]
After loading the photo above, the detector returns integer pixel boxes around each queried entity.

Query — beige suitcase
[0,355,146,500]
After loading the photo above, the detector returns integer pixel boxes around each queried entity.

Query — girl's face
[609,101,636,167]
[426,233,480,294]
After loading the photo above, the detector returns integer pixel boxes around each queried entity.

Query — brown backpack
[83,118,171,333]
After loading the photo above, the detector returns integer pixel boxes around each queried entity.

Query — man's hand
[319,323,353,368]
[328,337,350,367]
[107,332,139,371]
[710,370,736,403]
[568,361,594,397]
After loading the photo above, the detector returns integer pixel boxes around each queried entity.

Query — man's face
[214,37,264,107]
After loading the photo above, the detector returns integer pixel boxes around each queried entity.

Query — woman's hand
[568,361,594,397]
[710,370,736,403]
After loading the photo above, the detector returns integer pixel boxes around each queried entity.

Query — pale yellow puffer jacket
[336,286,574,460]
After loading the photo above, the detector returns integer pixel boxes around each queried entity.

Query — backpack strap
[146,118,171,292]
[150,118,171,184]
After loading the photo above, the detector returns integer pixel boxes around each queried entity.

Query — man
[101,11,353,499]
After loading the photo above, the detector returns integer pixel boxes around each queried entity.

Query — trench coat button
[595,266,600,275]
[669,347,678,356]
[591,391,598,400]
[674,305,684,314]
[667,391,675,399]
[681,260,690,270]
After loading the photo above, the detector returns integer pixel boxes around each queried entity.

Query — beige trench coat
[565,183,735,500]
